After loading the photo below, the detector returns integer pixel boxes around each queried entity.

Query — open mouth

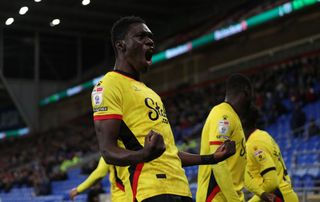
[145,50,153,62]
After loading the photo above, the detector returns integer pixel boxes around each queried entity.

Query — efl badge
[92,93,103,106]
[218,120,230,135]
[254,150,266,161]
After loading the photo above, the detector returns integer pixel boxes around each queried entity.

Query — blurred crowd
[1,52,320,195]
[165,53,320,149]
[0,121,97,195]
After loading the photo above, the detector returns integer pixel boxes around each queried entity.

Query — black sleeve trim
[260,167,276,176]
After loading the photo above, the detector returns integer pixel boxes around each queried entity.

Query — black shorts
[141,194,193,202]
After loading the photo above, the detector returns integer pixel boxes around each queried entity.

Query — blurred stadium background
[0,0,320,201]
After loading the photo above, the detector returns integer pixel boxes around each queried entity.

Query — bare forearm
[101,147,145,166]
[178,151,201,167]
[95,120,145,166]
[178,140,234,167]
[178,151,217,167]
[95,120,165,166]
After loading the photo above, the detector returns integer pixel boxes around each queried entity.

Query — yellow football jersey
[197,102,246,202]
[76,157,128,202]
[91,70,191,202]
[245,129,298,202]
[111,165,132,202]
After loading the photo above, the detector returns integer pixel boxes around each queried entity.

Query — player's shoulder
[209,102,238,122]
[251,129,272,142]
[212,102,233,114]
[247,129,272,149]
[101,71,121,84]
[92,71,122,91]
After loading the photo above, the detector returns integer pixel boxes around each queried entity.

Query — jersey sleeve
[92,76,123,120]
[206,109,235,150]
[248,142,276,176]
[245,142,279,196]
[77,157,110,193]
[244,168,264,197]
[202,109,241,201]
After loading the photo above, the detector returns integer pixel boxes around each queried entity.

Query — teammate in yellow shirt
[197,74,254,202]
[69,157,129,202]
[243,106,299,202]
[93,16,236,202]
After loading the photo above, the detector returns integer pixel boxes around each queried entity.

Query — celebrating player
[92,16,236,202]
[243,105,299,202]
[69,157,130,202]
[197,74,254,202]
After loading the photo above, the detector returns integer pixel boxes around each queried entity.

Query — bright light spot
[5,18,14,25]
[34,0,42,2]
[19,6,29,15]
[82,0,90,6]
[50,19,60,27]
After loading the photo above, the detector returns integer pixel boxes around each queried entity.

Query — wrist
[200,154,217,165]
[139,149,150,162]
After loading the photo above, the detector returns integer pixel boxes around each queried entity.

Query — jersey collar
[113,69,140,81]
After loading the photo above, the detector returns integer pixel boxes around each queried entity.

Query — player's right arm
[92,77,165,166]
[95,121,165,166]
[70,157,109,200]
[205,110,241,202]
[245,142,279,198]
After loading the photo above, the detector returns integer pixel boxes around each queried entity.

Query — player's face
[123,23,154,73]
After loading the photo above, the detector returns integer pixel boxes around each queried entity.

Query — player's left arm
[178,140,236,167]
[245,143,279,196]
[245,169,277,202]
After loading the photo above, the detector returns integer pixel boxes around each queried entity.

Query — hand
[261,192,276,202]
[69,188,78,200]
[142,130,166,162]
[213,140,236,162]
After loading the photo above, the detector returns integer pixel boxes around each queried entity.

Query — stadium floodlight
[34,0,42,2]
[50,19,60,27]
[5,18,14,25]
[19,6,29,15]
[82,0,90,6]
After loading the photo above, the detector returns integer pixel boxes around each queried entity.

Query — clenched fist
[142,130,166,162]
[213,140,236,162]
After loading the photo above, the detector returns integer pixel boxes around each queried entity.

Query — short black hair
[226,73,252,96]
[110,16,145,56]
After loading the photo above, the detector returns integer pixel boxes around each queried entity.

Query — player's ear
[115,40,126,53]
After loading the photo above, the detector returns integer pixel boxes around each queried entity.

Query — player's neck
[114,59,140,79]
[224,97,242,116]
